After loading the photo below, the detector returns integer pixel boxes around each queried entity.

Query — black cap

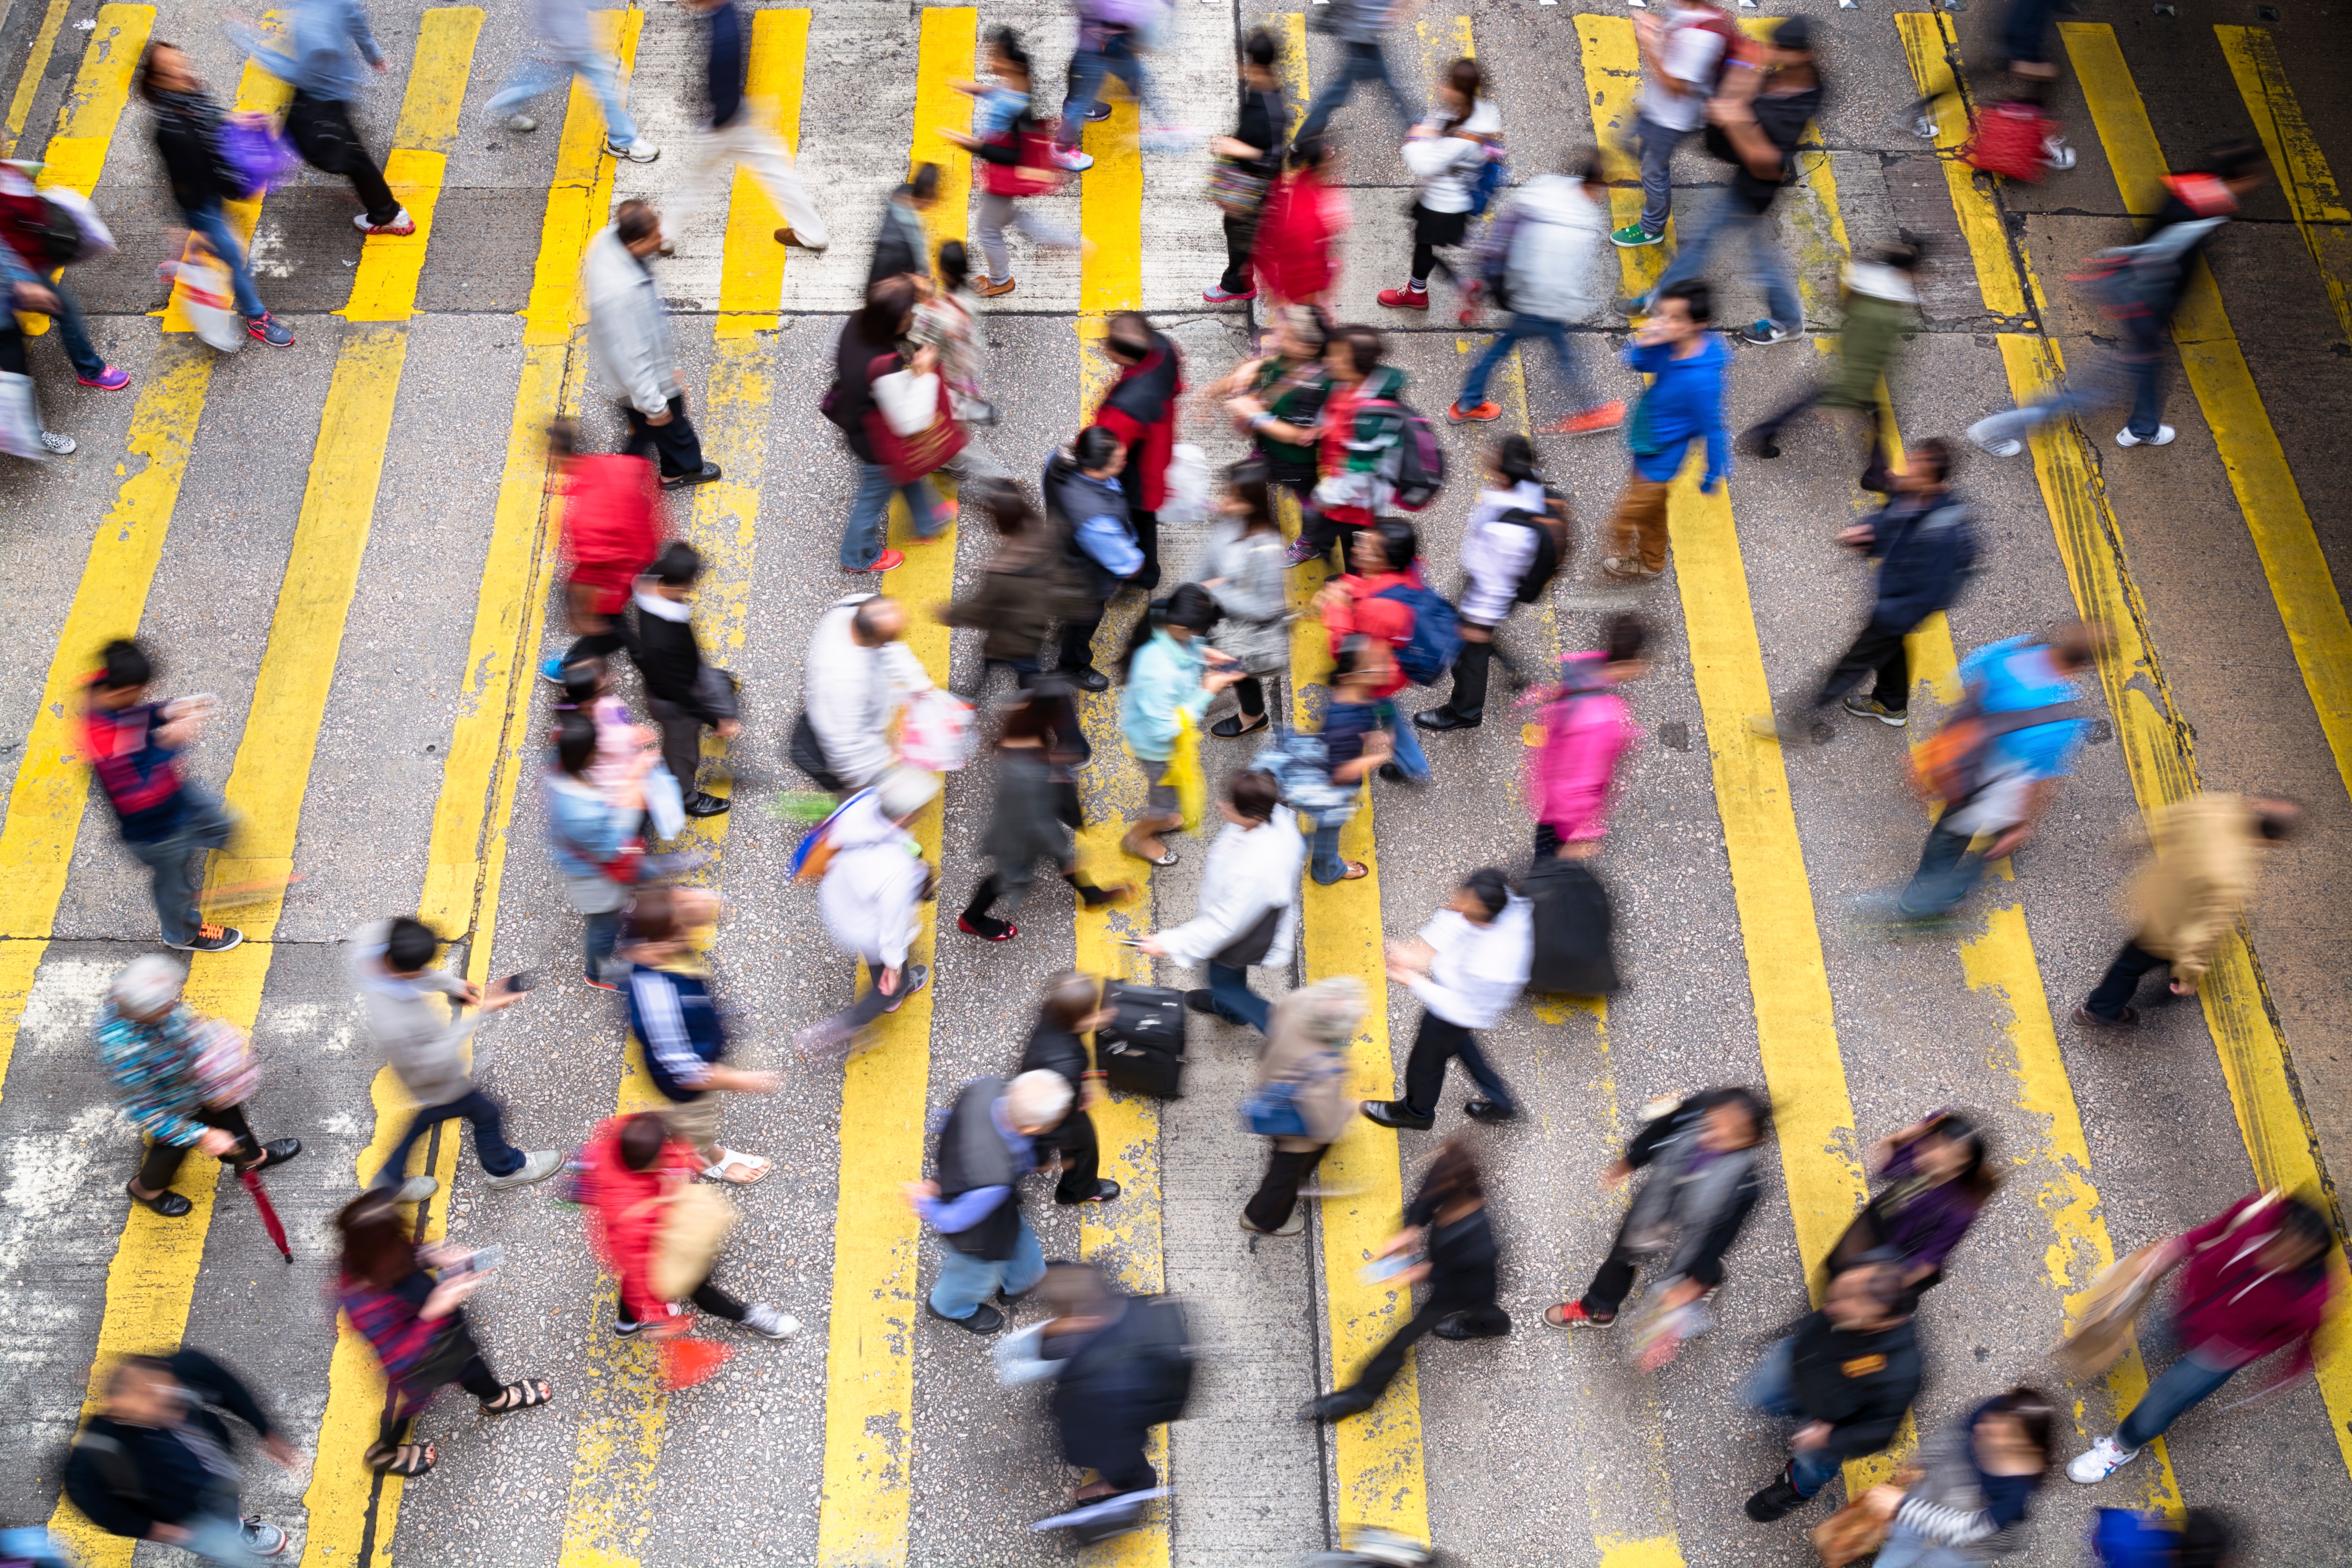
[1772,15,1813,50]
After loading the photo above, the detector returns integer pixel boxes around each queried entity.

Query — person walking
[1380,58,1497,321]
[351,916,560,1202]
[1741,242,1925,489]
[1250,323,1403,573]
[65,1350,303,1560]
[230,0,415,238]
[1449,150,1621,433]
[624,886,780,1183]
[333,1190,554,1479]
[581,1111,799,1341]
[1295,0,1424,143]
[868,163,940,289]
[957,681,1132,942]
[1825,1111,1997,1304]
[906,1068,1076,1334]
[1620,16,1818,348]
[944,29,1077,299]
[1017,973,1123,1206]
[586,199,720,490]
[1300,1136,1508,1419]
[1240,977,1362,1236]
[1254,138,1348,309]
[1137,769,1300,1034]
[1855,1389,2056,1567]
[102,955,300,1219]
[795,768,942,1059]
[827,277,952,573]
[139,44,292,347]
[940,480,1080,697]
[1313,520,1442,784]
[1361,868,1531,1130]
[1117,584,1242,867]
[910,240,1015,482]
[1740,1258,1923,1523]
[1611,0,1734,250]
[1044,429,1146,692]
[2075,793,2303,1030]
[803,592,936,792]
[1209,308,1328,493]
[659,0,826,251]
[0,232,74,456]
[1203,29,1289,304]
[1091,311,1184,591]
[543,709,647,987]
[0,161,127,390]
[1542,1087,1766,1355]
[631,539,740,819]
[1413,435,1559,732]
[1194,460,1290,739]
[483,0,656,159]
[82,639,242,954]
[1052,0,1186,171]
[540,419,663,681]
[1529,614,1649,858]
[1601,280,1729,582]
[1029,1262,1190,1541]
[1303,636,1391,884]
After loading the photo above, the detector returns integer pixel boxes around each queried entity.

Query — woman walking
[1194,461,1290,739]
[827,275,952,574]
[1240,977,1362,1236]
[543,709,648,988]
[1415,433,1559,732]
[1209,307,1329,493]
[1529,614,1649,859]
[1255,138,1346,309]
[958,680,1132,941]
[1381,57,1498,320]
[1825,1110,1999,1303]
[1137,769,1302,1034]
[1859,1389,2056,1567]
[581,1111,798,1342]
[1117,583,1242,866]
[140,42,292,346]
[939,479,1077,696]
[944,28,1077,300]
[910,239,1012,481]
[1203,28,1289,305]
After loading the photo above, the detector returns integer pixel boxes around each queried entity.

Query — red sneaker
[1549,401,1628,437]
[865,549,906,573]
[1376,287,1430,311]
[1447,400,1502,423]
[1542,1301,1617,1329]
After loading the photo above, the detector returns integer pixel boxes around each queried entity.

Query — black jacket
[1405,1178,1500,1314]
[828,321,902,465]
[65,1349,276,1539]
[1231,86,1288,179]
[1619,1103,1761,1290]
[933,1075,1024,1260]
[1020,1016,1090,1093]
[1866,488,1978,633]
[150,89,231,212]
[630,602,718,718]
[1786,1310,1923,1460]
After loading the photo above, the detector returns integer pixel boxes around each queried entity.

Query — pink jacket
[1527,654,1637,843]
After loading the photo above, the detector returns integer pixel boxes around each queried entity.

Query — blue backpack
[1466,148,1509,218]
[1374,581,1463,685]
[1240,1052,1343,1138]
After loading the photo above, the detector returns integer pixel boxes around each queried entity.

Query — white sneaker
[741,1303,799,1339]
[2043,135,2078,171]
[2066,1434,2142,1484]
[2116,423,2175,448]
[354,207,416,236]
[1964,416,2024,458]
[505,113,537,133]
[39,430,74,454]
[392,1175,438,1203]
[606,138,660,164]
[1051,145,1093,172]
[1910,111,1939,140]
[241,1517,290,1557]
[484,1149,564,1188]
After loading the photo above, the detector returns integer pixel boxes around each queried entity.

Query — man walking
[66,1351,304,1563]
[1611,0,1733,251]
[1361,868,1531,1130]
[795,768,941,1059]
[584,199,721,490]
[632,540,741,818]
[660,0,828,253]
[803,594,936,791]
[905,1069,1076,1334]
[1740,1259,1923,1524]
[232,0,415,237]
[1295,0,1425,143]
[1449,149,1623,435]
[1601,281,1729,582]
[82,640,242,954]
[484,0,657,160]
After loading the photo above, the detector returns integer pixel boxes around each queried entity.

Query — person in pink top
[1527,614,1650,860]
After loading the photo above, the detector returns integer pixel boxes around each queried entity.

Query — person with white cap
[99,955,299,1218]
[794,767,941,1059]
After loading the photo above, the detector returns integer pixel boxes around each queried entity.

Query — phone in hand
[1358,1252,1421,1284]
[494,972,536,996]
[445,1244,505,1277]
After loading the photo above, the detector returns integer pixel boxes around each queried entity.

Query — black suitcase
[1525,858,1620,996]
[1097,982,1188,1098]
[1099,1035,1185,1098]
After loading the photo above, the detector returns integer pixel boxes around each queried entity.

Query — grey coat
[1196,519,1289,675]
[348,919,480,1107]
[980,748,1073,909]
[1891,1418,2033,1561]
[583,225,680,417]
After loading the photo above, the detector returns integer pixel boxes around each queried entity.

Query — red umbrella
[238,1167,292,1262]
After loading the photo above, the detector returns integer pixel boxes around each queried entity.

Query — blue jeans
[2117,1347,2237,1450]
[1970,313,2169,446]
[1632,115,1692,237]
[1379,700,1430,784]
[1898,821,1986,919]
[179,1503,268,1567]
[487,52,638,146]
[1870,1526,1971,1568]
[1308,819,1348,884]
[841,461,944,570]
[180,201,267,320]
[585,905,622,981]
[1460,313,1597,413]
[49,276,106,378]
[0,1527,73,1568]
[930,1216,1046,1320]
[1207,960,1269,1034]
[1057,31,1154,146]
[1649,190,1802,333]
[121,784,238,946]
[374,1089,525,1186]
[1298,39,1421,143]
[1741,1337,1843,1496]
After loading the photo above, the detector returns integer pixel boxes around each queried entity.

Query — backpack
[1360,397,1446,511]
[1122,1295,1196,1427]
[1908,694,2083,807]
[1373,581,1462,685]
[1465,147,1509,218]
[1960,100,2056,184]
[1498,494,1568,605]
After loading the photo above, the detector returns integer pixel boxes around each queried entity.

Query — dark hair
[1331,633,1383,686]
[1441,57,1484,119]
[96,638,152,691]
[970,477,1034,538]
[1421,1135,1485,1208]
[987,25,1030,74]
[1690,1085,1770,1143]
[559,655,607,708]
[1227,769,1280,823]
[1105,311,1152,361]
[1289,135,1330,172]
[1876,239,1926,272]
[1227,459,1278,537]
[628,884,678,946]
[1243,27,1278,69]
[1658,279,1712,324]
[547,418,580,458]
[652,539,702,588]
[135,41,183,105]
[555,710,598,777]
[108,1353,177,1397]
[614,199,659,247]
[1334,322,1384,375]
[1075,425,1122,472]
[619,1111,669,1172]
[1462,867,1511,920]
[1910,1110,2000,1202]
[1283,306,1329,355]
[859,274,918,347]
[1565,144,1604,185]
[1828,1257,1907,1315]
[1604,613,1649,666]
[384,915,440,973]
[2195,139,2265,184]
[908,161,941,202]
[1911,436,1955,486]
[1372,517,1419,574]
[335,1192,417,1291]
[2253,798,2304,842]
[1493,433,1540,486]
[1770,14,1812,52]
[1119,584,1221,681]
[2179,1509,2238,1568]
[937,237,970,293]
[1974,1386,2057,1471]
[1041,970,1104,1032]
[2275,1194,2335,1265]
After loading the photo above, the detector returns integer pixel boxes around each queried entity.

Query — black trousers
[1401,1012,1515,1120]
[2085,937,2169,1019]
[615,1273,748,1330]
[1245,1142,1327,1232]
[622,395,705,478]
[137,1102,257,1191]
[379,1350,505,1446]
[286,91,401,224]
[1409,203,1470,289]
[1058,616,1104,674]
[1443,636,1495,720]
[1233,675,1267,720]
[1815,620,1911,712]
[564,622,638,669]
[1747,389,1895,493]
[1342,1296,1510,1402]
[1034,1108,1102,1202]
[1295,501,1363,572]
[1220,211,1260,295]
[1582,1219,1649,1317]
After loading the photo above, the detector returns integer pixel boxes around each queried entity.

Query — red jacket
[1093,333,1184,513]
[560,455,665,615]
[1323,567,1420,700]
[2172,1191,2336,1381]
[1257,167,1341,304]
[581,1117,705,1322]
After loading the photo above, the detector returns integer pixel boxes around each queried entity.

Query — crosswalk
[1,2,2350,1562]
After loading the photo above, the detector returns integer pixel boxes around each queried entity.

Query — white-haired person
[100,955,299,1218]
[795,766,943,1060]
[903,1068,1075,1335]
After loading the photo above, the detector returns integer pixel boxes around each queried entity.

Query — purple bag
[217,114,301,199]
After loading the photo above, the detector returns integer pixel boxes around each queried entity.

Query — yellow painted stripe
[2217,26,2352,347]
[715,8,810,331]
[1897,12,2040,318]
[910,8,974,256]
[1575,16,1675,302]
[1,0,75,157]
[300,17,642,1568]
[2063,23,2352,813]
[27,2,148,194]
[47,18,482,1565]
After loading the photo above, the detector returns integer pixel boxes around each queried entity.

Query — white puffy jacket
[1501,175,1609,325]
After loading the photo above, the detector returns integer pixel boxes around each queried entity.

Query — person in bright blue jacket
[1602,280,1730,583]
[2090,1508,2236,1568]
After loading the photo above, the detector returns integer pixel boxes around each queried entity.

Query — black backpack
[1498,492,1569,605]
[1123,1295,1197,1427]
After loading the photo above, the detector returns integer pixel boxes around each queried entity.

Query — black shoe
[1062,665,1111,694]
[926,1300,1004,1334]
[127,1182,193,1217]
[1463,1098,1518,1124]
[1298,1391,1374,1423]
[1431,1310,1509,1340]
[1744,1477,1811,1523]
[1210,712,1271,739]
[1055,1178,1121,1205]
[2074,1003,2139,1029]
[1378,763,1424,785]
[1361,1099,1435,1132]
[237,1138,302,1173]
[682,792,731,817]
[661,462,723,490]
[1184,988,1218,1016]
[1412,707,1479,732]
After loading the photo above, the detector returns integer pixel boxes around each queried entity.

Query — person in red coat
[545,419,666,682]
[1255,139,1349,310]
[1313,518,1435,785]
[1092,311,1184,592]
[581,1112,799,1340]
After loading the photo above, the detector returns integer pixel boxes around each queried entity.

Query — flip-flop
[1125,841,1178,867]
[701,1148,772,1184]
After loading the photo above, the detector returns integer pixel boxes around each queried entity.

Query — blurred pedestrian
[1203,28,1288,304]
[0,225,72,457]
[1826,1111,1998,1303]
[943,29,1076,299]
[1362,867,1531,1131]
[1741,242,1924,490]
[1030,1262,1194,1541]
[1304,635,1392,884]
[2092,1510,2239,1568]
[868,162,940,289]
[1118,584,1241,866]
[796,767,941,1058]
[906,1068,1076,1334]
[1740,1258,1921,1522]
[231,0,415,238]
[103,956,299,1220]
[1045,427,1146,692]
[1053,0,1187,169]
[350,915,560,1203]
[1263,323,1405,572]
[1381,58,1497,321]
[82,639,242,953]
[1529,613,1649,859]
[65,1350,302,1560]
[581,1111,799,1341]
[1240,977,1362,1236]
[1610,0,1734,250]
[1542,1087,1765,1350]
[1295,0,1423,143]
[0,159,127,391]
[139,43,291,346]
[1210,307,1328,492]
[1300,1136,1507,1420]
[555,656,657,802]
[1414,434,1557,732]
[1193,460,1290,738]
[1137,769,1300,1033]
[1450,149,1621,433]
[958,682,1131,942]
[1856,1388,2055,1567]
[803,593,936,792]
[586,199,721,490]
[2068,1191,2336,1485]
[625,885,779,1182]
[630,540,740,819]
[542,708,648,987]
[1092,311,1184,591]
[660,0,826,251]
[827,277,950,573]
[1255,138,1348,309]
[1018,972,1123,1205]
[911,239,1013,481]
[334,1191,553,1479]
[941,480,1078,697]
[484,0,656,159]
[1314,519,1444,784]
[2076,793,2300,1030]
[540,419,663,682]
[1602,279,1728,582]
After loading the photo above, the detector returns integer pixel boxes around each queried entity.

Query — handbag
[1207,159,1270,217]
[1210,904,1282,969]
[861,354,966,485]
[789,711,846,793]
[626,1184,740,1302]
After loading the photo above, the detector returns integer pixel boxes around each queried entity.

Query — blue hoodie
[1625,335,1731,492]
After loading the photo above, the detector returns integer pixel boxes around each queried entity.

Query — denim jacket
[232,0,384,102]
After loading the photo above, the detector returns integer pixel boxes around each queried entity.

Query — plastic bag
[992,1321,1059,1387]
[898,689,976,772]
[173,246,244,353]
[642,763,687,841]
[219,112,302,199]
[0,372,41,459]
[1158,441,1211,526]
[1163,708,1208,837]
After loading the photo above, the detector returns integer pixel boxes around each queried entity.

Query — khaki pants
[662,118,828,249]
[662,1092,724,1166]
[1609,473,1673,573]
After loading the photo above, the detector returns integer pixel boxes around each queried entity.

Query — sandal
[480,1378,554,1414]
[366,1440,437,1476]
[701,1148,772,1184]
[1123,837,1178,867]
[1339,860,1369,882]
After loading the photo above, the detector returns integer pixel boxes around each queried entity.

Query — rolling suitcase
[1097,982,1187,1098]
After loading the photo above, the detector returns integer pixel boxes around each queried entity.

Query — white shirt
[1458,480,1547,627]
[1641,8,1726,133]
[1406,899,1533,1030]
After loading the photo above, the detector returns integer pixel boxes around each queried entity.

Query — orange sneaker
[860,549,906,573]
[1376,287,1430,311]
[1549,401,1627,437]
[1447,400,1502,423]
